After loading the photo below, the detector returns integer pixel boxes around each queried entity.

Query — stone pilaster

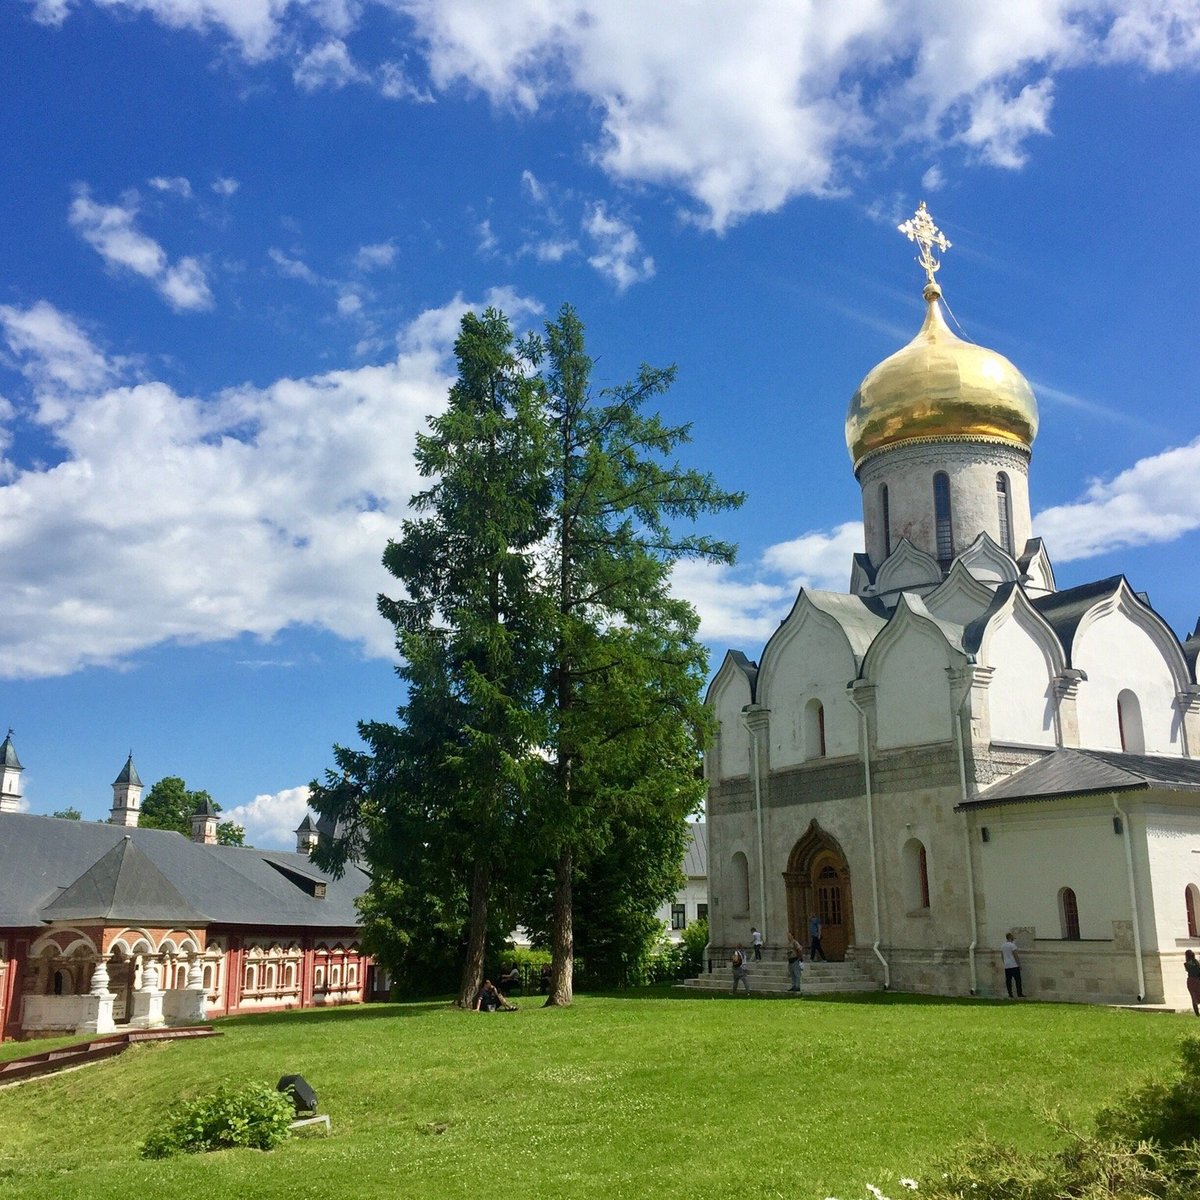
[78,956,116,1035]
[130,954,165,1029]
[846,680,878,752]
[1177,687,1200,758]
[1052,669,1087,748]
[950,665,994,749]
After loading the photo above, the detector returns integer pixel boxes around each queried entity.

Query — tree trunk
[544,847,574,1006]
[457,858,490,1008]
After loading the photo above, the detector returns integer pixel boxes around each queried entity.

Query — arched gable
[707,650,756,781]
[955,531,1020,586]
[925,560,996,627]
[1072,581,1191,755]
[757,592,874,767]
[1018,537,1057,596]
[863,594,966,750]
[874,538,942,604]
[970,585,1064,747]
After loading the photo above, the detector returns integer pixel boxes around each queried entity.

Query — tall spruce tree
[310,309,550,1007]
[533,305,743,1006]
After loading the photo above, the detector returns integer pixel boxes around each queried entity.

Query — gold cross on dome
[898,201,951,286]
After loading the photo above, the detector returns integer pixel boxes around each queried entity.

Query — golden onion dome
[845,282,1038,471]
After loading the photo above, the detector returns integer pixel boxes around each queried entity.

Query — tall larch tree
[534,305,743,1006]
[310,309,550,1007]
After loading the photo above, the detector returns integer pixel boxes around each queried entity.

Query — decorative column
[130,954,166,1029]
[1052,669,1086,748]
[77,955,117,1035]
[174,952,208,1025]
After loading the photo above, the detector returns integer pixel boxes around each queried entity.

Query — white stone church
[704,206,1200,1008]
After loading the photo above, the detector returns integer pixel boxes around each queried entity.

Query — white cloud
[530,238,576,264]
[36,5,1200,226]
[1034,436,1200,561]
[475,218,499,256]
[293,38,365,91]
[921,164,945,192]
[337,290,363,315]
[268,246,320,284]
[222,785,314,850]
[69,186,214,312]
[354,241,397,270]
[583,202,654,291]
[148,175,193,199]
[0,288,538,679]
[760,522,867,591]
[212,176,240,197]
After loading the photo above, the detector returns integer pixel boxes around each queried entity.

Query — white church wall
[1074,607,1185,756]
[710,677,752,781]
[873,624,956,750]
[758,619,859,768]
[983,613,1058,747]
[1143,805,1200,1008]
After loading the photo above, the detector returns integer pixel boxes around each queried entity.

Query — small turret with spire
[295,814,319,856]
[110,751,143,827]
[191,797,219,845]
[1,730,24,813]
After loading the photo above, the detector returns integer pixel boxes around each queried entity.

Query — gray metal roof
[112,754,142,787]
[683,822,706,878]
[295,815,316,833]
[0,812,367,930]
[959,748,1200,810]
[1,733,22,771]
[40,836,207,925]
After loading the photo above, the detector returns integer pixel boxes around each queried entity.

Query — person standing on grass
[808,912,827,962]
[730,944,751,995]
[786,931,805,993]
[1002,932,1024,998]
[751,927,763,961]
[1185,949,1200,1016]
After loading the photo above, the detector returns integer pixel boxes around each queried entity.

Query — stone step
[680,960,881,995]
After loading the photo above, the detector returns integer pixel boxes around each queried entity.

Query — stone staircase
[0,1025,219,1087]
[679,958,881,996]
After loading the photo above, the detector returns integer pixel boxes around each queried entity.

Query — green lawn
[0,991,1192,1199]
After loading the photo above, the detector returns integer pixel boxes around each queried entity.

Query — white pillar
[130,954,166,1029]
[77,956,117,1036]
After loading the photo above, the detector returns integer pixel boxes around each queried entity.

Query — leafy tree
[140,776,247,846]
[51,807,82,820]
[533,305,742,1005]
[311,308,550,1007]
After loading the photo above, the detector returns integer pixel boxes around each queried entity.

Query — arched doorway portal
[783,821,855,961]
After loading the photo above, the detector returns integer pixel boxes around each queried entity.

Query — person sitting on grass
[475,980,517,1012]
[498,964,521,994]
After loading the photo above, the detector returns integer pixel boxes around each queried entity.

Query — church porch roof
[957,748,1200,811]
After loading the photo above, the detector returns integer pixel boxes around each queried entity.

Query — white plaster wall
[984,613,1058,747]
[711,676,753,782]
[859,442,1031,568]
[1143,810,1200,954]
[972,804,1130,943]
[656,876,709,942]
[1073,608,1185,755]
[759,619,859,768]
[873,626,955,749]
[22,994,91,1031]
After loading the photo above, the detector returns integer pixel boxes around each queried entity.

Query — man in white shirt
[750,927,764,961]
[1001,932,1024,998]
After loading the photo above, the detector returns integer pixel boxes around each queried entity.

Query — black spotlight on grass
[277,1074,318,1116]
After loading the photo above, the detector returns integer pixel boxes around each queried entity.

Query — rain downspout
[847,684,889,988]
[1112,793,1146,1003]
[951,669,979,995]
[741,708,769,947]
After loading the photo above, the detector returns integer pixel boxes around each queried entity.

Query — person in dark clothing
[475,980,516,1012]
[1185,949,1200,1016]
[808,913,828,961]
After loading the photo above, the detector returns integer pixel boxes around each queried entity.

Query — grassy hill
[0,990,1190,1199]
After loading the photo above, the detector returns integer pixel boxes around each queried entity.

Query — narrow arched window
[918,844,930,909]
[731,851,751,916]
[903,838,930,911]
[804,699,826,759]
[996,473,1013,554]
[933,472,953,567]
[1117,690,1144,753]
[880,484,891,557]
[1059,887,1080,940]
[1187,885,1199,939]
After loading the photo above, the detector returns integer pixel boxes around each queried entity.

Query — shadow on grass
[594,984,1020,1008]
[214,998,456,1032]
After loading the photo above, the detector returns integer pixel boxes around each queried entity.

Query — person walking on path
[808,912,828,962]
[1185,949,1200,1016]
[786,931,805,993]
[730,945,751,995]
[751,927,764,961]
[1002,932,1025,998]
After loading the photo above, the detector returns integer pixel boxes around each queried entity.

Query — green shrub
[141,1081,295,1159]
[1093,1035,1200,1154]
[681,917,708,977]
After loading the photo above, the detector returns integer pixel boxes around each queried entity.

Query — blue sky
[3,1,1199,847]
